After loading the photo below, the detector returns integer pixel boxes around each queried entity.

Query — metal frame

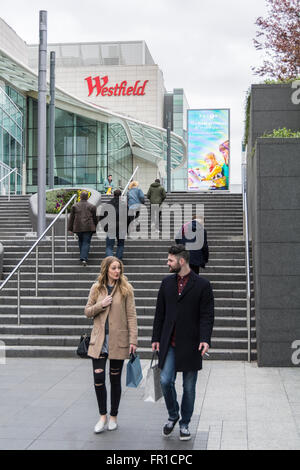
[242,147,251,362]
[0,193,77,325]
[0,167,18,201]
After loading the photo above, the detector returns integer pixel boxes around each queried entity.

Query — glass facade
[0,86,24,195]
[170,89,189,191]
[26,98,133,193]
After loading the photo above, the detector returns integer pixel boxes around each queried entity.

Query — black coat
[98,197,128,239]
[151,271,214,372]
[175,221,209,268]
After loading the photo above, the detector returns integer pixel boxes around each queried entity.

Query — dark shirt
[105,284,114,335]
[170,271,191,347]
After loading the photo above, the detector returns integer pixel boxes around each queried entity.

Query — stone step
[0,294,249,306]
[2,345,256,360]
[0,287,249,298]
[0,304,255,317]
[1,279,253,290]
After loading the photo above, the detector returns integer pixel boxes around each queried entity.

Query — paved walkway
[0,358,299,450]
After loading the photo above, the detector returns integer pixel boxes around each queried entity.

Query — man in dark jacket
[146,179,166,231]
[175,215,209,274]
[152,245,214,441]
[68,191,98,266]
[99,189,128,260]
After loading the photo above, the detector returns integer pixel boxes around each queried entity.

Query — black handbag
[76,334,90,358]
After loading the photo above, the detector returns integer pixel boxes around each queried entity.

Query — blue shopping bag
[126,353,143,388]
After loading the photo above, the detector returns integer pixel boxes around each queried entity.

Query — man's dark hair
[155,178,160,183]
[168,244,190,263]
[113,189,121,198]
[108,174,112,178]
[80,191,89,201]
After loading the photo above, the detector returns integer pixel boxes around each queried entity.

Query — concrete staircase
[0,193,256,360]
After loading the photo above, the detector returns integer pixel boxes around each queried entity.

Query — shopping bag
[126,353,143,388]
[144,352,163,402]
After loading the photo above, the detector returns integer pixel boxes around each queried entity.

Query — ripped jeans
[92,354,124,417]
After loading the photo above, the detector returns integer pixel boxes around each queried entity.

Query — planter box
[252,138,300,366]
[0,242,3,280]
[29,188,101,236]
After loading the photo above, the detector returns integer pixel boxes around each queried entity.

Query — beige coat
[84,282,138,360]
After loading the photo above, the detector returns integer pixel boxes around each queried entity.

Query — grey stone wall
[252,139,300,366]
[247,83,300,241]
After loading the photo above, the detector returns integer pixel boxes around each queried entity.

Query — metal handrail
[0,193,77,325]
[0,161,22,178]
[0,168,18,201]
[121,166,139,197]
[242,147,252,362]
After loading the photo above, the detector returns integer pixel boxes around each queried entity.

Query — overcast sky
[2,0,268,185]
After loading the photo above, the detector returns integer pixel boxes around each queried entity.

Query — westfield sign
[85,75,149,97]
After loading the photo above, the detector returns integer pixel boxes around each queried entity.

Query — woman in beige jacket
[85,256,138,433]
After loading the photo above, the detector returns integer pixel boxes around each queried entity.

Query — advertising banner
[188,109,230,191]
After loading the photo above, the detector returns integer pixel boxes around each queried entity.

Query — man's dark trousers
[77,232,93,261]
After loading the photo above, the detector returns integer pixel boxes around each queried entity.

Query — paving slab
[0,358,299,450]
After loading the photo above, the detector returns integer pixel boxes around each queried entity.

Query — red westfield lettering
[85,75,148,97]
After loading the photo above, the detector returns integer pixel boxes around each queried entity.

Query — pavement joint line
[24,360,88,450]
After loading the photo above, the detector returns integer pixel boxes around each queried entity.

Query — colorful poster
[188,109,230,191]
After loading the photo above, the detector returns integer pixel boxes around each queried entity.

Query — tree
[253,0,300,80]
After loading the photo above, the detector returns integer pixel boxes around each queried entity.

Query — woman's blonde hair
[205,152,218,165]
[97,256,132,297]
[129,181,138,189]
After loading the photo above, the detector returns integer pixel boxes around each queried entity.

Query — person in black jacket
[99,189,128,261]
[175,215,209,274]
[152,245,214,441]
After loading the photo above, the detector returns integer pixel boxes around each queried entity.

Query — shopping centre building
[0,17,189,194]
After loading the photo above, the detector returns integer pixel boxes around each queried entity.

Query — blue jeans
[106,237,125,260]
[77,232,93,261]
[160,346,198,427]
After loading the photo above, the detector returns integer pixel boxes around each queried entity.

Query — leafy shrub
[261,128,300,138]
[46,189,92,214]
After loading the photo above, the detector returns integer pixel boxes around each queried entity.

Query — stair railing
[0,166,18,201]
[0,193,77,325]
[121,166,139,198]
[242,147,251,362]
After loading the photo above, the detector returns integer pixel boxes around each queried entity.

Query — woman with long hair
[85,256,138,433]
[127,181,145,231]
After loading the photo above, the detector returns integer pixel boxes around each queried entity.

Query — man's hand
[199,342,209,356]
[152,342,160,352]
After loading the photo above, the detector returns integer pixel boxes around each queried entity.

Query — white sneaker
[94,417,107,433]
[108,418,118,431]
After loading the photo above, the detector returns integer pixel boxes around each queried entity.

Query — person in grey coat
[68,191,98,266]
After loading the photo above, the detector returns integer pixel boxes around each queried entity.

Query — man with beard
[151,245,214,441]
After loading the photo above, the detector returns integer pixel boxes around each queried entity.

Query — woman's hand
[129,344,137,355]
[101,296,113,308]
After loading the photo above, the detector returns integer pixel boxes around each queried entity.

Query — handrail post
[8,172,10,202]
[35,245,39,296]
[242,147,251,363]
[65,211,68,253]
[17,270,21,326]
[52,225,55,273]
